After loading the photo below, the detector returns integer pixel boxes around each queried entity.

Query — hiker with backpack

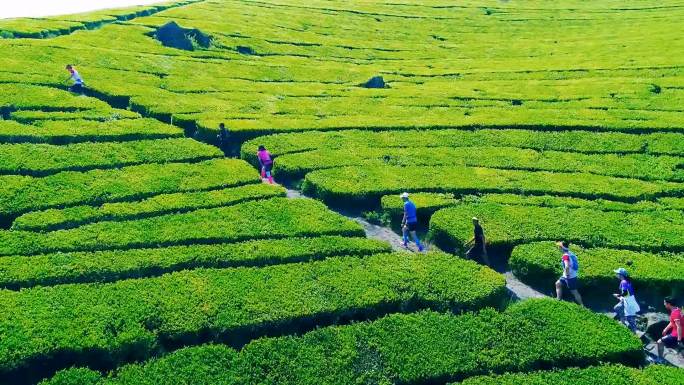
[257,145,274,184]
[555,241,584,306]
[65,65,85,93]
[400,192,424,252]
[656,297,682,363]
[464,217,490,266]
[612,267,640,332]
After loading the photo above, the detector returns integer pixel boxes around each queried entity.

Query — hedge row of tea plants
[0,198,364,256]
[242,128,684,160]
[12,183,285,232]
[0,1,198,38]
[8,108,141,123]
[302,165,682,208]
[0,253,507,379]
[456,364,684,385]
[271,146,684,182]
[380,192,679,221]
[0,158,259,221]
[0,236,391,289]
[510,242,684,299]
[429,203,684,255]
[0,119,183,145]
[39,300,642,385]
[0,138,222,176]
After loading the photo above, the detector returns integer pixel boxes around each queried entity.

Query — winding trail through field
[284,186,546,301]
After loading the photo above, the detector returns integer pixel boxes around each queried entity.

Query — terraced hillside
[0,0,683,384]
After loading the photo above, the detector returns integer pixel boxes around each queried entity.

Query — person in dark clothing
[216,123,230,154]
[464,217,490,265]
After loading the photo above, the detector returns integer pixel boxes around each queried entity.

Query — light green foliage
[456,365,684,385]
[380,192,679,220]
[0,252,506,376]
[243,129,684,159]
[0,236,391,289]
[0,138,222,176]
[40,300,643,385]
[0,119,183,144]
[302,165,682,207]
[510,242,684,299]
[271,145,684,182]
[0,158,258,220]
[0,197,365,256]
[12,183,285,231]
[429,203,684,254]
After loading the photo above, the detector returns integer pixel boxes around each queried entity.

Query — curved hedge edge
[454,364,684,385]
[38,299,643,385]
[0,236,392,290]
[11,184,287,232]
[428,203,684,262]
[0,253,507,384]
[300,165,683,211]
[510,241,684,302]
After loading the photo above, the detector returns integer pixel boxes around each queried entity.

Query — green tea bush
[380,193,676,221]
[510,242,684,299]
[12,183,285,231]
[242,129,684,160]
[0,158,259,222]
[0,236,391,289]
[271,146,684,182]
[40,300,642,385]
[0,253,506,379]
[456,364,684,385]
[302,165,681,208]
[429,203,684,255]
[0,138,222,176]
[0,198,364,256]
[0,119,183,145]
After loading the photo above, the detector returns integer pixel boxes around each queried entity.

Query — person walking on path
[555,241,584,306]
[257,145,274,184]
[464,217,490,266]
[612,267,640,332]
[400,192,424,252]
[65,65,85,93]
[656,297,682,362]
[216,123,230,155]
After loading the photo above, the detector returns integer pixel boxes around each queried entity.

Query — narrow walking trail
[285,185,683,368]
[285,186,545,301]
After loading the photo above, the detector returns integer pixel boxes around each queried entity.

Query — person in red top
[657,296,682,362]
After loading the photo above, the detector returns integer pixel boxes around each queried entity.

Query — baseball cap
[614,267,629,277]
[400,192,409,198]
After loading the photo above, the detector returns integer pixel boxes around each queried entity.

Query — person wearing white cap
[613,267,640,332]
[400,192,424,252]
[464,217,490,266]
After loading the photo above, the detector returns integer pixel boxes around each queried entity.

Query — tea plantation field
[1,0,683,384]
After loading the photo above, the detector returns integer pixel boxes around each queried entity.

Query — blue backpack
[561,249,580,273]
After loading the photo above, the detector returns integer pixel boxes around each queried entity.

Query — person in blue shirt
[400,192,424,252]
[612,267,640,333]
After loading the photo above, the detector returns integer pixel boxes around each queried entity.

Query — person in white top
[65,64,85,93]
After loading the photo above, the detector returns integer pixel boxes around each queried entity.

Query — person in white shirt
[65,64,85,93]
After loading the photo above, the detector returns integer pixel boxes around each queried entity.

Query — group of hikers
[399,193,681,363]
[67,66,680,362]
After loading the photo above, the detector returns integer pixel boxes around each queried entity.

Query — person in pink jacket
[257,145,274,184]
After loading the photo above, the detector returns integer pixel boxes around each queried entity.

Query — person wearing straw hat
[613,267,640,332]
[400,192,424,252]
